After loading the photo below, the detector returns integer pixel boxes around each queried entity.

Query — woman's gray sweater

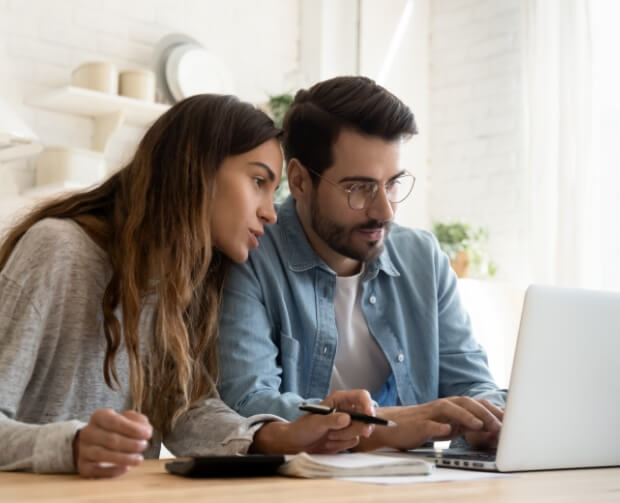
[0,218,276,473]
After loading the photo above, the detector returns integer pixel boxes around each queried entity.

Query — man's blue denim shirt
[218,197,506,420]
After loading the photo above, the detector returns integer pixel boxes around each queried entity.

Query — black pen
[299,403,397,427]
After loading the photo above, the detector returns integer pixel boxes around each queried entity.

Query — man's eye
[386,178,402,189]
[350,183,375,195]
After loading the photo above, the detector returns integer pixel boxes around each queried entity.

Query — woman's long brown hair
[0,94,281,433]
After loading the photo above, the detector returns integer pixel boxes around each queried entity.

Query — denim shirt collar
[278,196,400,279]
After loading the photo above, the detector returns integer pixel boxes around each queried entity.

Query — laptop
[414,284,620,472]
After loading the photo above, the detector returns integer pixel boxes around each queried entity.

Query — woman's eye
[253,177,266,188]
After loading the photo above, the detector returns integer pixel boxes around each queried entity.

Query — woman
[0,94,374,478]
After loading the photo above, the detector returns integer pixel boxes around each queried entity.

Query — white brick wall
[428,0,526,281]
[0,0,299,230]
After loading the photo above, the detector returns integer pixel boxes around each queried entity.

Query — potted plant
[265,93,293,203]
[431,221,497,278]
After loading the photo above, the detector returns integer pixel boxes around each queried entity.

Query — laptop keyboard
[441,451,497,461]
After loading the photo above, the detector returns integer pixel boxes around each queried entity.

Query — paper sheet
[338,467,517,485]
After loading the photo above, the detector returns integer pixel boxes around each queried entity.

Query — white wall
[360,0,430,230]
[428,0,526,282]
[297,0,430,229]
[298,0,359,83]
[0,0,299,230]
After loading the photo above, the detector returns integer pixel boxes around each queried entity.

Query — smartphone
[165,455,286,478]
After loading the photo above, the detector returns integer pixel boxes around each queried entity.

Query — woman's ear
[286,159,310,200]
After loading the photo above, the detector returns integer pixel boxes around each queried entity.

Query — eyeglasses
[305,167,416,211]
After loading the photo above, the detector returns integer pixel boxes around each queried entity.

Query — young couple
[0,76,505,478]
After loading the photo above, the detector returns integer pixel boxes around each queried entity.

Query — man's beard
[310,195,390,263]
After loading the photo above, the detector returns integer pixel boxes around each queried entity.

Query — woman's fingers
[318,390,377,440]
[80,444,144,466]
[316,437,360,453]
[92,409,152,440]
[80,427,149,454]
[290,409,372,452]
[76,409,152,478]
[122,410,152,426]
[307,411,374,441]
[327,421,374,441]
[322,389,375,416]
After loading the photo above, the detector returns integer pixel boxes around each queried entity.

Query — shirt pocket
[278,331,301,392]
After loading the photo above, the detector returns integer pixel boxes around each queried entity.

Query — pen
[299,403,397,427]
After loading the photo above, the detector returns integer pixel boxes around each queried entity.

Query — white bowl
[152,33,202,104]
[36,146,106,187]
[72,62,118,94]
[165,44,234,101]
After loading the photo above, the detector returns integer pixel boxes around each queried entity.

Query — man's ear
[287,159,311,200]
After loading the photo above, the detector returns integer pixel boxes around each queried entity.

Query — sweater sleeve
[0,274,85,473]
[163,395,283,456]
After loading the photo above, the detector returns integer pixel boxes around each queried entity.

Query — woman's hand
[73,409,153,478]
[251,390,375,454]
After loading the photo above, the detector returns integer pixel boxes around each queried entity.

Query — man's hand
[251,390,375,454]
[356,397,503,451]
[73,409,153,478]
[464,401,503,449]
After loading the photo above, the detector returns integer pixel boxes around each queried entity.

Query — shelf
[26,86,170,153]
[26,86,169,127]
[17,86,170,197]
[0,132,42,162]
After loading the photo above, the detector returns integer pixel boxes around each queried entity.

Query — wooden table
[2,460,619,503]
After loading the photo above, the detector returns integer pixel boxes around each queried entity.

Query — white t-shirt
[329,268,391,395]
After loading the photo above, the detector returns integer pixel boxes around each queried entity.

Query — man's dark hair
[282,76,417,180]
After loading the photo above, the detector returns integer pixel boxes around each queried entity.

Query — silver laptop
[417,284,620,472]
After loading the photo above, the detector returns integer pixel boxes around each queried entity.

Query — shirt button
[323,346,328,354]
[369,295,377,304]
[397,353,405,362]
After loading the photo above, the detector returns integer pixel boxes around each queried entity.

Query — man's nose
[366,185,394,222]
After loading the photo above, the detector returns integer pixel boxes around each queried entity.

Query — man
[218,76,505,451]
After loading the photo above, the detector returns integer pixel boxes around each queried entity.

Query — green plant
[431,221,497,278]
[266,93,294,203]
[268,93,294,128]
